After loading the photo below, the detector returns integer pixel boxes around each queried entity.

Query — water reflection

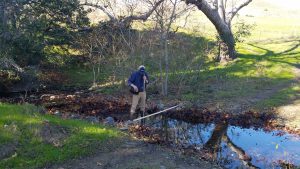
[152,117,300,169]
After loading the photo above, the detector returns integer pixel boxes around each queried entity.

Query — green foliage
[233,19,256,43]
[0,0,90,66]
[0,103,120,169]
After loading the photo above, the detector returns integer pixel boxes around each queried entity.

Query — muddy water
[151,118,300,169]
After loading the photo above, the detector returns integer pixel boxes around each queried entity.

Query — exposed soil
[0,143,17,160]
[39,121,70,147]
[275,67,300,130]
[48,136,221,169]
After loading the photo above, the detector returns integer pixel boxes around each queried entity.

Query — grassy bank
[57,36,299,113]
[0,103,121,169]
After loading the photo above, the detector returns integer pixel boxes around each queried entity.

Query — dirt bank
[48,136,221,169]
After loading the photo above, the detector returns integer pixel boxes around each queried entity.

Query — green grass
[0,103,121,169]
[60,36,299,111]
[162,38,300,111]
[256,84,300,109]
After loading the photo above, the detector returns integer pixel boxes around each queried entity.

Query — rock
[158,103,165,110]
[160,165,166,169]
[103,117,115,126]
[49,95,56,101]
[86,116,99,123]
[75,91,83,95]
[70,114,81,119]
[66,95,76,99]
[29,95,36,98]
[54,110,61,116]
[39,123,69,147]
[0,143,16,160]
[40,94,51,100]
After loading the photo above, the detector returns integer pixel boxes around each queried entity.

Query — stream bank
[1,90,299,168]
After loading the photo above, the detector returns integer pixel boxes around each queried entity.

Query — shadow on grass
[165,38,300,112]
[246,38,300,68]
[0,103,120,169]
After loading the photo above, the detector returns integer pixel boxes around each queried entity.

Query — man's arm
[128,72,138,92]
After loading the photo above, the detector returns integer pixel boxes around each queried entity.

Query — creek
[150,118,300,169]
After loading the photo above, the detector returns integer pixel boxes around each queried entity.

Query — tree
[150,0,190,96]
[0,0,90,65]
[81,0,165,28]
[184,0,253,61]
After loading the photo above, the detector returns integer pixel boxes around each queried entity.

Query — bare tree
[76,28,107,86]
[151,0,191,96]
[184,0,253,61]
[81,0,165,27]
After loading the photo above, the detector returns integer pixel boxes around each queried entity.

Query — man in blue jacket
[128,65,149,120]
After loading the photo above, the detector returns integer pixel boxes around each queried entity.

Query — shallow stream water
[150,118,300,169]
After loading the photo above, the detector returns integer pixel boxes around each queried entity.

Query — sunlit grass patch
[255,85,300,109]
[0,103,121,169]
[166,38,299,109]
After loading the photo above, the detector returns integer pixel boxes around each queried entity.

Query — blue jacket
[128,70,149,92]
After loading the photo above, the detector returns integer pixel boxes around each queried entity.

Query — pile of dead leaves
[129,125,163,144]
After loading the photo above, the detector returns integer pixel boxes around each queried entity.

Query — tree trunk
[159,48,164,95]
[186,0,237,60]
[217,27,237,60]
[164,38,169,96]
[204,12,237,60]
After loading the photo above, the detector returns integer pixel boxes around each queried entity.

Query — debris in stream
[1,91,299,135]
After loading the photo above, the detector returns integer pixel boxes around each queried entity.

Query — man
[128,65,149,120]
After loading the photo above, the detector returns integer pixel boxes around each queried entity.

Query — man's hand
[143,76,148,83]
[131,84,138,92]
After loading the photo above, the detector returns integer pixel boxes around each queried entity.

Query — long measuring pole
[132,105,179,122]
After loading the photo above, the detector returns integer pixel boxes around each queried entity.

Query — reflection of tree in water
[164,121,259,169]
[204,123,258,169]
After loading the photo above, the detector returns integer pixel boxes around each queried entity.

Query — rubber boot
[140,111,145,125]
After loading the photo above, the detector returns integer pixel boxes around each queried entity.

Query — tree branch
[122,0,164,23]
[81,1,116,21]
[219,0,226,22]
[229,0,252,21]
[185,0,214,14]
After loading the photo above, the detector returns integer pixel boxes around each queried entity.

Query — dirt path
[200,64,300,132]
[48,136,221,169]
